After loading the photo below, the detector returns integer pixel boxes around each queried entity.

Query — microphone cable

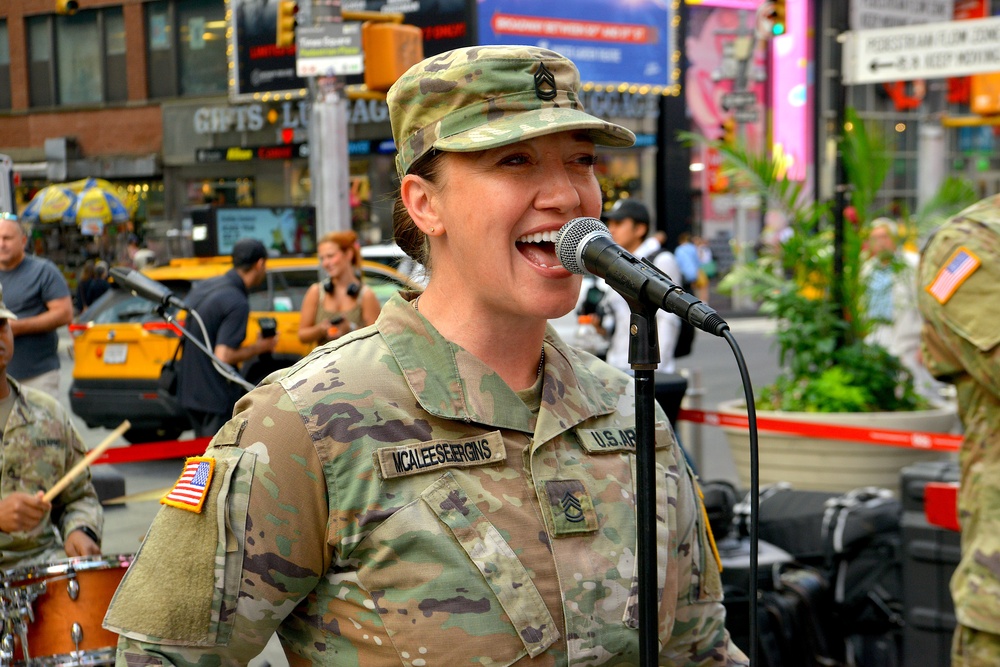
[721,328,760,666]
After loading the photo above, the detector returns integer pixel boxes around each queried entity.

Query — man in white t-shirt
[600,200,683,372]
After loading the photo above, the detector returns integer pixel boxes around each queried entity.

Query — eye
[575,153,599,168]
[497,153,530,167]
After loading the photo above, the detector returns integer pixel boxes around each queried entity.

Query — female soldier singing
[107,45,748,666]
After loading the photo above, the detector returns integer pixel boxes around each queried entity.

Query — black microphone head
[108,266,131,284]
[109,266,177,307]
[555,217,611,275]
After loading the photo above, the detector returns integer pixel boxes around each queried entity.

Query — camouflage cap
[0,284,17,320]
[387,45,636,177]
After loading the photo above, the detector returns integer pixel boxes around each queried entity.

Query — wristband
[75,526,101,544]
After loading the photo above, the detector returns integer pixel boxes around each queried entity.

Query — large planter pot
[717,398,959,495]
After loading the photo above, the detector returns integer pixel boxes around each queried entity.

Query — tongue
[518,242,559,268]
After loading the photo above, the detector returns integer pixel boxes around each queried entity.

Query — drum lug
[72,622,84,652]
[67,576,80,601]
[1,633,15,661]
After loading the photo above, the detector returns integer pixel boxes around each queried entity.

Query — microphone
[555,217,729,336]
[109,267,188,310]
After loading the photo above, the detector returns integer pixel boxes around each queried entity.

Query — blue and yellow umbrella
[20,184,77,224]
[62,184,131,235]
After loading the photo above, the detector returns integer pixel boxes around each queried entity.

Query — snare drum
[0,554,133,666]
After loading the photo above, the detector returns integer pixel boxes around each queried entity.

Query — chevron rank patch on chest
[543,479,598,536]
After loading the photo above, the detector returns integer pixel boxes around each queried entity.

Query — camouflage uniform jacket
[918,194,1000,634]
[0,378,103,568]
[108,293,747,666]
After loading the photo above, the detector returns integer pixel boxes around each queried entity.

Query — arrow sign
[869,60,895,72]
[843,16,1000,85]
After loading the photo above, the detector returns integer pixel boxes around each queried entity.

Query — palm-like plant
[680,109,976,413]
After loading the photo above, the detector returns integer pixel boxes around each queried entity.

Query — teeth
[517,230,559,244]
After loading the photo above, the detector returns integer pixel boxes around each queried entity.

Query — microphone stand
[626,300,660,667]
[156,303,255,393]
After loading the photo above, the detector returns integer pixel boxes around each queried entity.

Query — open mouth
[516,230,561,269]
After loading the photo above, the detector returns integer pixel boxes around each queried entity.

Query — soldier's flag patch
[927,246,980,304]
[161,457,215,513]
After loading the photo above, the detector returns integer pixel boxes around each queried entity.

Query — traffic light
[721,118,736,146]
[276,1,298,48]
[768,0,786,37]
[55,0,79,15]
[362,22,424,93]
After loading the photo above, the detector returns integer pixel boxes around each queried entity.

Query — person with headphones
[297,230,381,347]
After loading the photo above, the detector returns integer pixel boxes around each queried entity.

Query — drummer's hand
[64,529,101,558]
[0,491,51,533]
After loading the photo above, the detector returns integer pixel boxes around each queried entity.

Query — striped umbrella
[62,184,131,234]
[20,184,78,224]
[66,177,117,194]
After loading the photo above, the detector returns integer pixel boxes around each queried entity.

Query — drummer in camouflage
[0,283,102,567]
[107,45,748,665]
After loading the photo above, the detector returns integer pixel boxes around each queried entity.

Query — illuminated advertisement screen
[216,207,317,256]
[189,207,316,257]
[476,0,675,88]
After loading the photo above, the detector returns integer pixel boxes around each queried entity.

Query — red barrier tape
[93,437,211,465]
[677,408,963,453]
[89,409,962,465]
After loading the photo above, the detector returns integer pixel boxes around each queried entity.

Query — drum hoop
[10,646,117,666]
[2,553,133,583]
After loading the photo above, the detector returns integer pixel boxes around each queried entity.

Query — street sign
[843,16,1000,85]
[850,0,954,30]
[721,91,758,111]
[295,24,364,78]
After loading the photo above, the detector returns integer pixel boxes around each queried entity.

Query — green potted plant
[680,110,977,493]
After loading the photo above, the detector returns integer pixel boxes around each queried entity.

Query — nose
[534,162,583,214]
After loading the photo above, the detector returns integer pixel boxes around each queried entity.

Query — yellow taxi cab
[68,256,414,444]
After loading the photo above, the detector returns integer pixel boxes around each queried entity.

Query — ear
[400,174,444,237]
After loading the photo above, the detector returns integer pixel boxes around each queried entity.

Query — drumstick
[42,420,131,503]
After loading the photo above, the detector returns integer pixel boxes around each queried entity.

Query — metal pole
[306,0,351,236]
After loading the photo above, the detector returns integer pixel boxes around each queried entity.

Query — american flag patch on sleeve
[927,247,980,304]
[161,457,215,513]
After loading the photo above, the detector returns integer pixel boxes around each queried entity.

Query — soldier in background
[0,284,102,568]
[106,46,746,665]
[917,194,1000,667]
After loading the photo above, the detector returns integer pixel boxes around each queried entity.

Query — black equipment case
[899,460,961,667]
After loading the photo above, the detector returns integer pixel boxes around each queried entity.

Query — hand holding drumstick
[0,421,129,556]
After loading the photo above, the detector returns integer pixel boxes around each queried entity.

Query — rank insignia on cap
[534,61,557,101]
[161,456,215,513]
[927,246,980,304]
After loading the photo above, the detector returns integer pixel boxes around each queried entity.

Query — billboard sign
[228,0,476,102]
[228,0,308,102]
[476,0,676,89]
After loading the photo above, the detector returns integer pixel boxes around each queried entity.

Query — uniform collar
[4,378,36,431]
[379,293,620,439]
